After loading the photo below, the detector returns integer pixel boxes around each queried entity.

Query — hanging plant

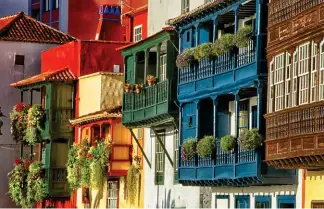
[88,138,112,190]
[9,103,31,143]
[235,26,253,48]
[181,138,196,161]
[215,33,234,55]
[220,135,236,152]
[176,48,196,69]
[127,164,140,205]
[66,143,81,191]
[78,140,91,188]
[26,162,46,205]
[194,43,214,61]
[238,128,263,150]
[197,136,216,159]
[25,104,44,145]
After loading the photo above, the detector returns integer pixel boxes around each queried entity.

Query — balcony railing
[268,0,323,27]
[179,140,258,172]
[265,102,324,168]
[124,80,169,111]
[179,39,256,84]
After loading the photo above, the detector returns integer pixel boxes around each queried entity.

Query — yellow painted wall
[305,170,324,208]
[79,75,101,116]
[79,73,123,117]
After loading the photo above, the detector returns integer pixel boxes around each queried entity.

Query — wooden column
[194,23,200,47]
[212,17,219,43]
[178,29,183,53]
[235,92,240,138]
[234,6,240,34]
[195,100,200,139]
[30,89,33,160]
[256,82,263,131]
[144,49,149,82]
[178,103,183,143]
[213,96,218,138]
[156,44,161,79]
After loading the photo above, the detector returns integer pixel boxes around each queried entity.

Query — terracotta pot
[147,80,155,86]
[135,88,142,93]
[124,87,131,93]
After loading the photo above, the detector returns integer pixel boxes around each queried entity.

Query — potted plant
[234,26,253,48]
[220,135,236,152]
[135,84,143,93]
[195,43,214,61]
[197,136,216,159]
[146,75,157,86]
[181,138,196,161]
[176,48,196,69]
[124,83,133,93]
[238,128,263,150]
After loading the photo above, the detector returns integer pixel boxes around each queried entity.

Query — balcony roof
[167,0,235,26]
[0,11,76,44]
[69,105,122,126]
[116,26,174,53]
[10,68,77,88]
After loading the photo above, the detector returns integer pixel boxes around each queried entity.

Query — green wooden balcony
[123,80,177,128]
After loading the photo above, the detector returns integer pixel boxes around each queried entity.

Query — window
[186,31,190,42]
[298,42,310,105]
[235,195,250,209]
[269,61,274,113]
[155,129,165,185]
[31,9,40,20]
[239,100,249,134]
[320,41,324,100]
[107,180,119,208]
[44,0,50,11]
[274,53,285,111]
[292,51,298,107]
[285,53,291,108]
[160,54,167,81]
[15,54,25,66]
[136,128,143,139]
[134,25,142,42]
[215,195,229,209]
[277,195,295,208]
[255,196,271,208]
[311,42,318,102]
[114,65,120,73]
[181,0,190,14]
[174,130,179,183]
[53,0,59,9]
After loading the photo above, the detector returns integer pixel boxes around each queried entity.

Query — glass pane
[255,202,270,208]
[279,203,294,208]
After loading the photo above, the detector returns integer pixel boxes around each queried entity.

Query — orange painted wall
[68,0,124,40]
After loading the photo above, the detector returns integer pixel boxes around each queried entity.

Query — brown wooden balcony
[265,102,324,169]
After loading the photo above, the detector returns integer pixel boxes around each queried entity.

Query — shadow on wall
[156,188,188,209]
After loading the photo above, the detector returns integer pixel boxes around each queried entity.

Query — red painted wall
[52,9,59,22]
[42,11,50,23]
[68,0,124,40]
[36,198,74,208]
[133,11,148,39]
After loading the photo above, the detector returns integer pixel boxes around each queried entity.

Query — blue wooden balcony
[178,39,263,101]
[178,140,297,186]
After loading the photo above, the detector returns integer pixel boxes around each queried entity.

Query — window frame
[277,195,296,208]
[181,0,190,14]
[160,54,167,81]
[311,41,318,103]
[107,180,119,208]
[274,53,285,111]
[255,196,271,208]
[134,25,143,42]
[174,129,179,184]
[53,0,59,9]
[238,100,249,135]
[285,53,291,108]
[298,42,310,105]
[155,129,165,185]
[44,0,50,12]
[269,60,274,113]
[320,40,324,101]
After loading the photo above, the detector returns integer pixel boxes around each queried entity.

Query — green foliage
[235,26,253,48]
[197,136,216,158]
[215,34,234,55]
[181,138,196,161]
[66,143,81,191]
[26,162,46,205]
[220,135,236,152]
[238,128,263,150]
[194,43,214,60]
[8,159,46,208]
[9,103,31,143]
[127,164,140,205]
[25,104,44,145]
[176,48,195,69]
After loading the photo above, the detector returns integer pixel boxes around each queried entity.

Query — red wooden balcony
[265,102,324,169]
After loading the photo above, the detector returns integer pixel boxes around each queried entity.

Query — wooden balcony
[123,80,177,128]
[177,38,266,102]
[179,140,296,186]
[265,102,324,169]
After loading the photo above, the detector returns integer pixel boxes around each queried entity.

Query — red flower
[87,153,92,159]
[15,102,24,112]
[14,158,22,165]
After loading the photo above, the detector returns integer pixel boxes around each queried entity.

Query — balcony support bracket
[129,129,151,168]
[152,128,174,167]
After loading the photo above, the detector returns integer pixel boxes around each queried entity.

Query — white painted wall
[211,183,300,209]
[0,41,57,207]
[143,126,201,208]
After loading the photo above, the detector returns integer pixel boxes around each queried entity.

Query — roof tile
[10,68,77,88]
[0,11,76,44]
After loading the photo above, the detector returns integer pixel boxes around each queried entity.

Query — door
[107,180,119,208]
[235,196,250,209]
[277,195,295,208]
[255,196,271,208]
[216,112,230,138]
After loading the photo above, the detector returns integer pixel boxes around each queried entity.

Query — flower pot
[135,88,142,93]
[125,87,131,93]
[147,80,155,86]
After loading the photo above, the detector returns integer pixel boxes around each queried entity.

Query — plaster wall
[0,41,56,207]
[304,170,324,208]
[78,75,101,116]
[143,126,201,208]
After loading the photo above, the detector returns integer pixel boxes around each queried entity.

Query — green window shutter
[126,56,134,83]
[155,129,165,185]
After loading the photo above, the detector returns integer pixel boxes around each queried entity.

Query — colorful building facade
[265,0,324,208]
[167,0,301,208]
